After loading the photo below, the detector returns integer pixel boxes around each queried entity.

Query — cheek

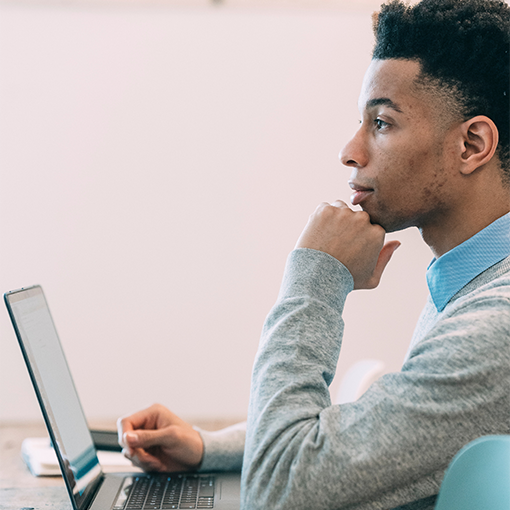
[371,135,446,197]
[378,150,435,196]
[406,148,450,205]
[380,152,418,190]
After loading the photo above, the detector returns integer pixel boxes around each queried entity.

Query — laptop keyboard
[117,474,215,509]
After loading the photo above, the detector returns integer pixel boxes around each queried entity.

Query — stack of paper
[21,437,141,477]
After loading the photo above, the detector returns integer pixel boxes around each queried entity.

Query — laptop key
[199,478,214,499]
[197,497,214,509]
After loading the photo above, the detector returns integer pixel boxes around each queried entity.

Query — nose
[339,127,368,168]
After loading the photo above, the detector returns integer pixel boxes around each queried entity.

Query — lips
[349,182,374,206]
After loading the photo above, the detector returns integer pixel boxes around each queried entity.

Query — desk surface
[1,421,68,510]
[0,419,239,510]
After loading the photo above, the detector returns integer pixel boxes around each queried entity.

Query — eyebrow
[365,97,403,113]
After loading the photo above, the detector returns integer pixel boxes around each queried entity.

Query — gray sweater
[199,248,510,509]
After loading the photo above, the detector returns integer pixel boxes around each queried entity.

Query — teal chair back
[435,435,510,510]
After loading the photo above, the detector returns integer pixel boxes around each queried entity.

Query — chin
[363,208,413,233]
[360,206,386,230]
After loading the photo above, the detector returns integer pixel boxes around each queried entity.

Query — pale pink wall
[0,3,431,423]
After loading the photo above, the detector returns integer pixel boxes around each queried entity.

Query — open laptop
[4,285,241,510]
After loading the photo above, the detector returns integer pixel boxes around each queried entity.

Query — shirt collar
[426,212,510,312]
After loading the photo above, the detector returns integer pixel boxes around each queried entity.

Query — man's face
[340,59,459,233]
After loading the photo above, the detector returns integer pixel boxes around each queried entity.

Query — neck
[421,196,510,259]
[420,159,510,258]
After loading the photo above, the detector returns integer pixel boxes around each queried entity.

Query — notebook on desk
[4,285,241,510]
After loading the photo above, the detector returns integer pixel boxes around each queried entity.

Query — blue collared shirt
[427,212,510,312]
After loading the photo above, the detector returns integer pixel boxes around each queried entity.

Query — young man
[118,1,510,508]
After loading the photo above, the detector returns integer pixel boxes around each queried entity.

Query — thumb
[359,240,401,290]
[124,428,176,450]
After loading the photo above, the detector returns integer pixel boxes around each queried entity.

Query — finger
[361,240,401,289]
[123,431,141,449]
[117,411,148,440]
[126,447,165,472]
[125,406,160,429]
[118,414,152,447]
[331,199,349,209]
[122,447,134,460]
[117,416,135,447]
[117,404,166,446]
[125,426,181,451]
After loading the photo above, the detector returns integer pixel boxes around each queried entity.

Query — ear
[459,116,499,175]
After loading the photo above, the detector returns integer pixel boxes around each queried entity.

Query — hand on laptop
[117,403,204,472]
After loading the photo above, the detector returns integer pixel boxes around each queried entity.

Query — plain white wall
[0,2,432,425]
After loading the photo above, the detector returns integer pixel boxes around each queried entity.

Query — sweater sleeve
[195,421,246,472]
[241,248,510,510]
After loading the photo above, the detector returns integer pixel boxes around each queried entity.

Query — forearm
[242,248,353,508]
[249,249,351,418]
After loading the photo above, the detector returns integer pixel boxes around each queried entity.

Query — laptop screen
[5,285,103,510]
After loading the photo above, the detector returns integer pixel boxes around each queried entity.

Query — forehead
[358,59,429,115]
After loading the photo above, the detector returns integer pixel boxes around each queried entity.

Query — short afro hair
[372,0,510,177]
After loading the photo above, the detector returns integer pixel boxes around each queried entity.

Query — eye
[374,118,389,130]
